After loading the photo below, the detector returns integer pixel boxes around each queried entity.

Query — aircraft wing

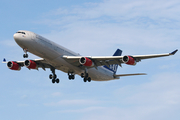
[62,49,178,67]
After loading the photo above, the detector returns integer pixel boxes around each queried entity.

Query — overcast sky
[0,0,180,120]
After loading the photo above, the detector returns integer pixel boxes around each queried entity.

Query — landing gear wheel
[72,75,75,79]
[69,75,72,80]
[68,73,75,80]
[49,74,53,79]
[23,54,28,58]
[52,79,56,84]
[88,77,91,82]
[56,79,60,83]
[83,78,87,82]
[81,73,84,78]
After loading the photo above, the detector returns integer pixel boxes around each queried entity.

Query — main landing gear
[81,73,91,82]
[23,48,28,58]
[68,73,75,80]
[49,67,59,84]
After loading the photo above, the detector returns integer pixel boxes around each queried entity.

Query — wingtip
[170,49,178,55]
[3,58,6,62]
[2,58,7,63]
[140,73,147,75]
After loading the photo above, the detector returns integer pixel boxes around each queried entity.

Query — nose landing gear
[23,54,28,58]
[23,48,28,58]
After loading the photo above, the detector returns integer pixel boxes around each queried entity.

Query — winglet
[170,49,178,55]
[2,58,7,63]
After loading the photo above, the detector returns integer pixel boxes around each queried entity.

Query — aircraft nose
[13,31,31,48]
[13,33,18,40]
[13,33,24,44]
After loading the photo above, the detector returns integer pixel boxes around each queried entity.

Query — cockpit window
[16,32,26,35]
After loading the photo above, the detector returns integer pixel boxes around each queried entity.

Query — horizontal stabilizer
[114,73,147,77]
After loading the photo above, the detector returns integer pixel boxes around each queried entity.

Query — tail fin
[103,49,122,74]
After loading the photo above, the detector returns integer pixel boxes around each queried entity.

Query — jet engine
[7,61,21,71]
[122,55,136,65]
[79,57,94,67]
[24,60,37,69]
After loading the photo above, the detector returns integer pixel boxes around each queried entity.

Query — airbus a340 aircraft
[3,30,178,83]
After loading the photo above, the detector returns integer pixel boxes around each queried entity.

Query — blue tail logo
[103,49,122,74]
[109,64,118,73]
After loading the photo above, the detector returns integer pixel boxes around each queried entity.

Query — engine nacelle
[7,61,21,71]
[24,60,37,69]
[122,55,136,65]
[79,57,94,67]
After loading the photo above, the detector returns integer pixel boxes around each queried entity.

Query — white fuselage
[13,30,117,81]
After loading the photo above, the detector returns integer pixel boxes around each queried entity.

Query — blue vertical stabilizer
[103,49,122,74]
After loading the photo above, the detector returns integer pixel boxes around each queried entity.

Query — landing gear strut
[23,48,28,58]
[49,67,59,83]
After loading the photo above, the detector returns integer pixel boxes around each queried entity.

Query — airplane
[3,30,178,83]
